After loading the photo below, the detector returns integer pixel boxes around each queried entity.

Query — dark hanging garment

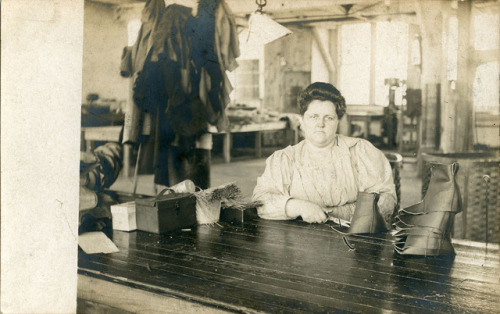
[214,0,240,73]
[213,0,240,132]
[120,46,133,78]
[122,0,165,145]
[121,0,240,187]
[192,0,227,129]
[132,0,165,73]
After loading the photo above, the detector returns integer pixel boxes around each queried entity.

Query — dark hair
[298,82,346,119]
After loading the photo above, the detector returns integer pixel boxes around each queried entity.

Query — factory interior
[1,0,499,312]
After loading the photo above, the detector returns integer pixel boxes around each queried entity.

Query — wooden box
[219,207,259,224]
[111,201,137,232]
[135,193,197,234]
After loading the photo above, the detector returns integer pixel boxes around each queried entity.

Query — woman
[252,82,396,225]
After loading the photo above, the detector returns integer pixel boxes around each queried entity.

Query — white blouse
[252,135,397,223]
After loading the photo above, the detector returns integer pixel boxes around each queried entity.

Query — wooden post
[312,27,336,82]
[415,1,444,152]
[439,8,455,154]
[455,1,474,152]
[329,28,339,87]
[406,24,422,90]
[123,144,131,177]
[223,132,231,163]
[369,22,376,105]
[255,131,262,158]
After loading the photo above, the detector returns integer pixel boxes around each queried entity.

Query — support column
[329,28,339,87]
[1,1,83,312]
[406,24,422,90]
[439,8,455,154]
[312,27,335,83]
[369,22,376,105]
[223,132,231,163]
[416,1,444,152]
[454,1,474,152]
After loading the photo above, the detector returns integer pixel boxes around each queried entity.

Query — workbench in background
[81,121,296,179]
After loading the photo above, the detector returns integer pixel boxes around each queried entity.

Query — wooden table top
[78,219,500,313]
[208,121,288,134]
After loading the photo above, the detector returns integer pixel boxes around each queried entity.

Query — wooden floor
[78,218,500,313]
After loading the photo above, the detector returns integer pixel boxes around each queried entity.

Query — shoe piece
[348,192,388,234]
[393,162,462,256]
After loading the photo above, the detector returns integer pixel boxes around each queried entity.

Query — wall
[475,112,500,148]
[1,0,83,312]
[230,30,265,108]
[264,26,313,113]
[82,1,140,107]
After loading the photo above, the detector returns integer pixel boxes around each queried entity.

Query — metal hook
[255,0,267,13]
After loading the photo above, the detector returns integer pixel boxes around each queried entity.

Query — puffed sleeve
[251,148,294,220]
[351,139,397,224]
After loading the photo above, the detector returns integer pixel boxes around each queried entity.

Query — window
[473,62,499,114]
[339,23,371,105]
[374,22,409,106]
[473,11,499,113]
[474,11,499,51]
[233,59,260,100]
[339,22,408,106]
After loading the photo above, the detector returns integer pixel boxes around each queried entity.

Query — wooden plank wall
[264,27,313,113]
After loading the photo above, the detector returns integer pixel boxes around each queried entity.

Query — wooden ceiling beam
[226,0,382,15]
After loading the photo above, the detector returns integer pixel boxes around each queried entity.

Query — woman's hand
[285,199,328,223]
[325,203,355,221]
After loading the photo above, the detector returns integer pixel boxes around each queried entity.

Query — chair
[384,152,403,220]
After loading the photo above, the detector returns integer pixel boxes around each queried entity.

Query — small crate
[111,202,137,231]
[111,201,137,232]
[220,207,259,224]
[135,192,197,234]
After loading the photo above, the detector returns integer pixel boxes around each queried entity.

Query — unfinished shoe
[393,162,462,256]
[348,192,388,234]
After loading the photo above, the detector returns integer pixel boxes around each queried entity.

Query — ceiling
[87,0,419,26]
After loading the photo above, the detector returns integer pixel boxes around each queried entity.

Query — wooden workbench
[209,121,290,163]
[78,219,500,313]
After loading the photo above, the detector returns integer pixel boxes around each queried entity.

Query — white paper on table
[78,231,119,254]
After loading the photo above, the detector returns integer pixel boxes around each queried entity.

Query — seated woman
[252,82,396,225]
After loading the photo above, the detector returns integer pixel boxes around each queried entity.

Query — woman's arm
[252,150,295,220]
[252,147,328,222]
[285,199,327,223]
[325,203,356,221]
[352,140,397,225]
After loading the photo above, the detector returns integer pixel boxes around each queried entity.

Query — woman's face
[300,100,339,148]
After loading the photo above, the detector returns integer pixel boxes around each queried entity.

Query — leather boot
[393,162,462,256]
[349,192,388,234]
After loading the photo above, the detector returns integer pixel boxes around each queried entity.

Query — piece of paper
[78,231,119,254]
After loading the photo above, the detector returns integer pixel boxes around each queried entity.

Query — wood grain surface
[79,219,500,313]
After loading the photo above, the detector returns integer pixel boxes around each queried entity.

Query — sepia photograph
[1,0,499,312]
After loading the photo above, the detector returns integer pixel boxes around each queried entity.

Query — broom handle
[132,143,142,196]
